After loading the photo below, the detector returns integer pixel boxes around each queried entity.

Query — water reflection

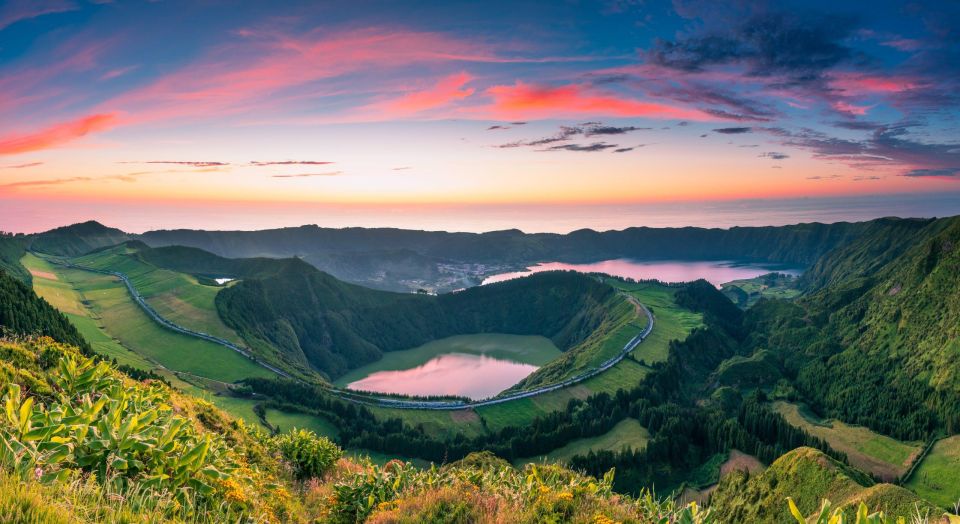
[345,352,538,400]
[483,259,801,287]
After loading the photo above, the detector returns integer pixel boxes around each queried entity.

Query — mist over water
[5,192,960,234]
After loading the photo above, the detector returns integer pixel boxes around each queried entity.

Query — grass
[264,408,341,440]
[74,246,244,345]
[35,260,274,383]
[475,282,700,432]
[368,405,487,439]
[904,436,960,509]
[515,418,650,466]
[335,333,562,386]
[23,253,155,371]
[720,273,801,308]
[772,401,922,482]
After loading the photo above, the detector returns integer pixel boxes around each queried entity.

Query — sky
[1,0,959,233]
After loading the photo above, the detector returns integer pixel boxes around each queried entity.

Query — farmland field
[30,256,274,383]
[773,401,922,481]
[515,418,650,466]
[904,436,960,508]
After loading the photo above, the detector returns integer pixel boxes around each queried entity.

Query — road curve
[40,254,653,411]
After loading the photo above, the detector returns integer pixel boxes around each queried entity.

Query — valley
[2,215,960,522]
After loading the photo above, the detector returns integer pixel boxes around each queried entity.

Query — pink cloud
[0,113,120,155]
[481,82,716,121]
[373,72,475,117]
[828,73,919,94]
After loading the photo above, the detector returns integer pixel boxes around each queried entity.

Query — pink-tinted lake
[482,259,801,287]
[345,353,538,400]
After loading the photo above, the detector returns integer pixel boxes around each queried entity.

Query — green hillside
[710,447,941,523]
[217,264,627,379]
[27,221,131,257]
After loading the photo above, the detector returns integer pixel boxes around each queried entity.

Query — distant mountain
[139,220,887,266]
[29,220,132,256]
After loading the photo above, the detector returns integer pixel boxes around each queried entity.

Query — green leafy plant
[271,428,342,480]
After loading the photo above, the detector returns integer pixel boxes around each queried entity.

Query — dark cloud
[250,161,334,166]
[738,144,759,148]
[143,161,229,167]
[831,120,886,131]
[510,122,527,126]
[676,121,689,126]
[271,171,342,178]
[647,11,860,83]
[2,162,43,169]
[764,124,960,177]
[544,142,619,152]
[713,127,752,134]
[806,174,842,180]
[120,161,230,167]
[700,134,708,138]
[902,168,959,178]
[487,125,509,130]
[613,147,634,153]
[759,151,789,160]
[853,175,883,181]
[583,125,649,136]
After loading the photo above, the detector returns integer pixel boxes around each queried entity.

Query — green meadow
[904,436,960,508]
[515,418,650,466]
[773,401,922,481]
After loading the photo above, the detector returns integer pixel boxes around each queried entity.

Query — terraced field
[904,436,960,508]
[773,401,922,481]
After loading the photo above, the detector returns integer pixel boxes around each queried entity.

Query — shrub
[272,428,342,480]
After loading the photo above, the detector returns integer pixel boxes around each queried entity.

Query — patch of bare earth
[29,269,58,280]
[720,449,764,477]
[450,409,480,424]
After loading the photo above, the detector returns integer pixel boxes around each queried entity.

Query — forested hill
[139,218,901,266]
[217,265,621,379]
[746,215,960,440]
[28,220,131,256]
[0,269,89,351]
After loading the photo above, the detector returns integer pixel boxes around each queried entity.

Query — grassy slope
[515,418,650,466]
[721,273,801,308]
[264,408,341,439]
[475,281,702,432]
[772,401,921,482]
[33,258,273,383]
[711,447,940,523]
[74,246,244,345]
[904,436,960,508]
[335,333,562,386]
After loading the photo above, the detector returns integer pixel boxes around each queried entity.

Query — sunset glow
[1,0,959,231]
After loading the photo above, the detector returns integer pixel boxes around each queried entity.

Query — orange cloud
[0,113,119,155]
[483,82,715,121]
[378,72,475,116]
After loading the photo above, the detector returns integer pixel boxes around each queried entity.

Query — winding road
[39,253,654,411]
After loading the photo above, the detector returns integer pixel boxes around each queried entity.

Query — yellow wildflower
[557,491,574,501]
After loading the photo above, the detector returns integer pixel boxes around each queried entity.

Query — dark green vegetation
[27,220,131,257]
[0,269,88,351]
[745,216,960,441]
[0,233,29,283]
[217,265,623,379]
